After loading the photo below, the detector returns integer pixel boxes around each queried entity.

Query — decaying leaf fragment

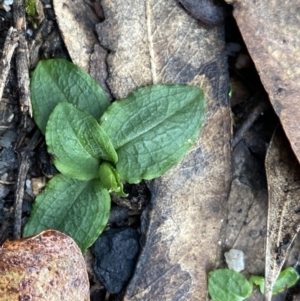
[0,230,89,301]
[265,127,300,300]
[52,0,99,72]
[97,0,231,300]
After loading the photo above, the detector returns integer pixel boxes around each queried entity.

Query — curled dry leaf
[0,230,89,301]
[265,127,300,300]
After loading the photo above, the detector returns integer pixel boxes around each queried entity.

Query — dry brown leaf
[0,230,89,301]
[52,0,99,72]
[89,44,111,98]
[225,178,268,275]
[97,1,231,300]
[228,0,300,164]
[178,0,226,27]
[265,127,300,300]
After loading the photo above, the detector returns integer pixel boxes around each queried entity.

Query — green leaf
[23,174,111,252]
[25,0,37,16]
[100,84,205,183]
[31,59,109,134]
[46,103,117,180]
[249,275,264,294]
[208,269,253,301]
[99,162,127,197]
[250,268,299,295]
[229,83,233,98]
[273,267,299,294]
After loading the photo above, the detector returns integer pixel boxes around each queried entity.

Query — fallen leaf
[52,0,99,72]
[223,107,275,301]
[228,0,300,164]
[178,0,226,27]
[0,230,89,301]
[97,0,231,300]
[265,127,300,300]
[225,141,269,276]
[89,44,111,98]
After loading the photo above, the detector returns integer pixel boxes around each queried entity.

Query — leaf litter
[229,0,300,178]
[1,0,299,300]
[265,127,300,300]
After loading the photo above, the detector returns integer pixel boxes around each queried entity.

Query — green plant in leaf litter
[23,59,206,252]
[249,267,299,295]
[208,267,299,301]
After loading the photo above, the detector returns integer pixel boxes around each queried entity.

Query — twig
[232,101,270,149]
[0,180,15,185]
[12,0,35,239]
[0,27,19,101]
[13,130,41,239]
[13,152,30,239]
[13,0,32,116]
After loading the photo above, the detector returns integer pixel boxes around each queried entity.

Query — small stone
[25,179,33,197]
[31,177,47,196]
[224,249,245,272]
[92,227,140,294]
[26,29,33,37]
[4,0,13,4]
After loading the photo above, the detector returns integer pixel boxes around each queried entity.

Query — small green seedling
[208,267,299,301]
[208,269,253,301]
[25,0,37,17]
[249,267,299,295]
[23,59,206,252]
